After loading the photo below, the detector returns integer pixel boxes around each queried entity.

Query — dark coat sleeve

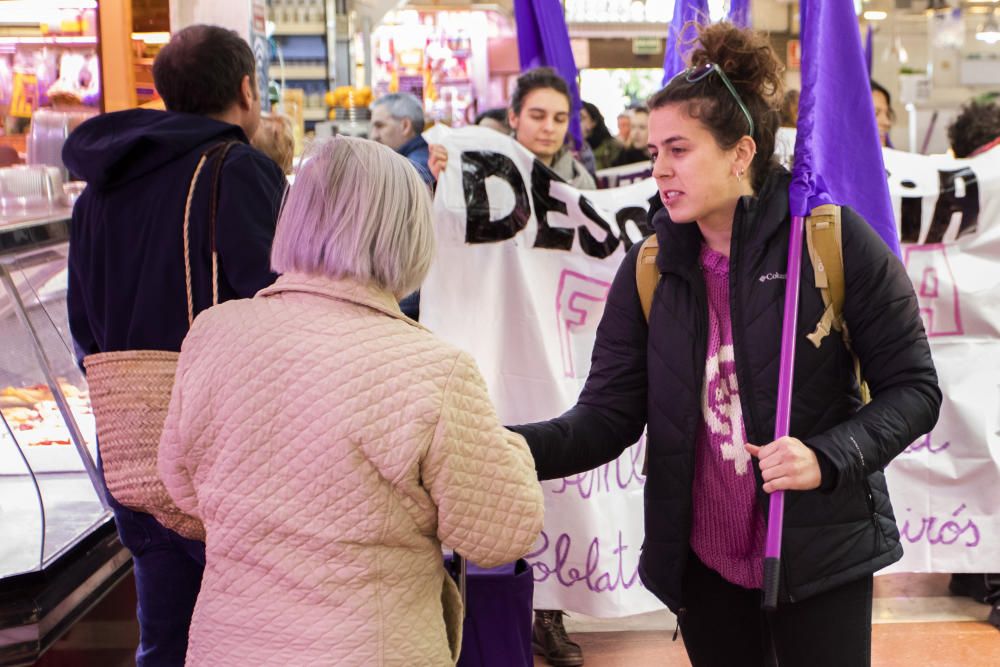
[509,242,649,480]
[804,207,942,490]
[215,148,286,298]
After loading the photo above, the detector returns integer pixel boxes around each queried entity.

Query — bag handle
[182,141,240,326]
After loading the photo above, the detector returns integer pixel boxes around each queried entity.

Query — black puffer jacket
[511,168,941,611]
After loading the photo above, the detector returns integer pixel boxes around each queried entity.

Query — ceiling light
[976,10,1000,44]
[863,10,888,21]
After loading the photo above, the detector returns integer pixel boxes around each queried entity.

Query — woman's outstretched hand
[745,437,822,493]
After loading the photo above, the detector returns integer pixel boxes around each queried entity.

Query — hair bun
[687,21,784,106]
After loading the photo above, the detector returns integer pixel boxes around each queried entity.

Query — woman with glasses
[509,22,940,667]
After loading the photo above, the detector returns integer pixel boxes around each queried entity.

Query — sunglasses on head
[675,62,755,139]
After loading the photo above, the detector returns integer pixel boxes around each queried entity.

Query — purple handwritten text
[903,433,951,455]
[550,437,646,499]
[900,503,980,547]
[527,530,643,593]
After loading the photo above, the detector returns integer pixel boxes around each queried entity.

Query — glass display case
[0,212,129,666]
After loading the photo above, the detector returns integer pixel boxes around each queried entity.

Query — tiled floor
[31,572,1000,666]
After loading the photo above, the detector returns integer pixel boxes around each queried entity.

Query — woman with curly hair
[510,21,940,666]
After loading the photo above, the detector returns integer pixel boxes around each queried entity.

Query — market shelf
[271,23,326,36]
[303,108,328,121]
[269,64,327,80]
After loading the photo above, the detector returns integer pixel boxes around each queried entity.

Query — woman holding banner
[431,65,595,667]
[508,22,941,667]
[430,67,595,192]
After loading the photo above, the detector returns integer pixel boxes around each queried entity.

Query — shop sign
[631,38,661,55]
[787,39,801,69]
[10,73,38,119]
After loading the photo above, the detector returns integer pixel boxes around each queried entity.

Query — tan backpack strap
[636,235,660,322]
[805,204,845,348]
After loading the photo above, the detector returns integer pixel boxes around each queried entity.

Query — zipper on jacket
[863,477,881,556]
[727,199,765,448]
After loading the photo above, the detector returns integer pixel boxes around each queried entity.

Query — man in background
[613,107,651,166]
[63,25,286,665]
[370,92,433,185]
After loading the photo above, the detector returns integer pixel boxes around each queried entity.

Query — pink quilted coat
[158,274,545,666]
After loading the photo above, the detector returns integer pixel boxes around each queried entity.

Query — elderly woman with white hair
[157,136,545,666]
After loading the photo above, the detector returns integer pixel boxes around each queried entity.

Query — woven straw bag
[84,142,237,542]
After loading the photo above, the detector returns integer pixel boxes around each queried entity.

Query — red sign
[787,39,801,70]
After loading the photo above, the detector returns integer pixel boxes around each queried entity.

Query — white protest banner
[880,147,1000,573]
[421,126,999,616]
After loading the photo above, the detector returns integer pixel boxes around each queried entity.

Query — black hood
[62,109,248,190]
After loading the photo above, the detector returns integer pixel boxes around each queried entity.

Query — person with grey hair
[370,92,433,185]
[158,135,545,665]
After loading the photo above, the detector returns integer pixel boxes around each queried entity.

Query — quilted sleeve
[158,336,201,517]
[421,351,545,568]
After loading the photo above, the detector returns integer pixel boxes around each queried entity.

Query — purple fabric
[729,0,752,27]
[445,558,534,667]
[790,0,900,256]
[512,0,583,150]
[865,24,874,76]
[662,0,709,84]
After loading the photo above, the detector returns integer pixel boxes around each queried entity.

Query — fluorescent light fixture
[863,10,888,21]
[976,11,1000,45]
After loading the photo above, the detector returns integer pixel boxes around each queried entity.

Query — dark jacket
[64,109,286,357]
[398,134,433,186]
[612,145,651,167]
[511,168,941,611]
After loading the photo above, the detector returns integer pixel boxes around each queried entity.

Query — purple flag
[790,0,899,256]
[663,1,751,83]
[662,0,709,85]
[512,0,583,149]
[865,24,874,76]
[729,0,752,27]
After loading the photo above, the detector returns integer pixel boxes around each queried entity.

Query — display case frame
[0,212,128,666]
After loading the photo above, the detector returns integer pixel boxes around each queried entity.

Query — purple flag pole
[762,213,804,610]
[513,0,583,149]
[765,0,899,611]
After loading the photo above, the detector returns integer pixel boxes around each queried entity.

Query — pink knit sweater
[689,243,766,589]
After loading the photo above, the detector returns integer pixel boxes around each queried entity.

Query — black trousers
[678,552,873,667]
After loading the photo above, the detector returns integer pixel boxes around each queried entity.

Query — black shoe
[949,573,999,604]
[532,609,584,666]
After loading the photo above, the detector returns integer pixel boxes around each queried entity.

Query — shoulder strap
[636,235,660,322]
[805,203,845,348]
[804,204,871,404]
[182,141,240,326]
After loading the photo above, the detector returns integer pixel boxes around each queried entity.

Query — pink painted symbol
[556,270,612,378]
[903,243,964,337]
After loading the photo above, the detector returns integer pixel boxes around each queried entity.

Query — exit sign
[632,38,662,55]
